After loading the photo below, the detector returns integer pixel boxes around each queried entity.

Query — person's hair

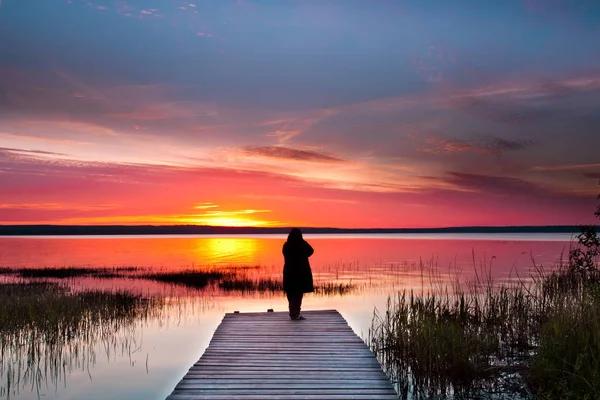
[287,227,303,242]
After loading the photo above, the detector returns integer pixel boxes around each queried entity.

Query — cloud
[241,194,358,204]
[194,202,219,209]
[583,172,600,180]
[110,101,217,121]
[532,163,600,171]
[485,137,533,152]
[0,203,117,211]
[243,146,346,163]
[0,147,66,157]
[443,172,545,196]
[0,132,87,145]
[421,136,533,155]
[452,95,548,124]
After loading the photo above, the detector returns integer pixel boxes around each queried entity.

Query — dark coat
[282,239,314,294]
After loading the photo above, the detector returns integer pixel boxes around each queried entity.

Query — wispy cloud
[0,203,118,211]
[583,172,600,179]
[532,163,600,171]
[0,147,67,157]
[441,172,549,197]
[422,136,533,155]
[0,132,87,145]
[243,146,345,163]
[241,194,358,205]
[194,202,219,210]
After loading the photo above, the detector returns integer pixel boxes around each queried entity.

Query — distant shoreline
[0,225,593,236]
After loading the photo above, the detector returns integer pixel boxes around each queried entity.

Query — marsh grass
[313,282,357,296]
[0,281,162,398]
[0,266,361,298]
[368,264,600,400]
[0,266,137,279]
[218,276,283,292]
[137,270,230,289]
[217,275,358,296]
[527,268,600,400]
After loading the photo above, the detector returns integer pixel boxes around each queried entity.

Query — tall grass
[136,270,229,289]
[0,282,162,398]
[527,269,600,399]
[217,275,358,296]
[368,265,600,399]
[0,266,136,279]
[218,276,283,292]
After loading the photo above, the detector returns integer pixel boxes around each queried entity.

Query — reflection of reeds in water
[0,282,162,398]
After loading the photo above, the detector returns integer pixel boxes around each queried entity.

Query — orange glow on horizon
[6,203,286,227]
[179,216,280,227]
[40,214,284,227]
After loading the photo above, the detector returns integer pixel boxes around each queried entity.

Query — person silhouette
[282,228,314,320]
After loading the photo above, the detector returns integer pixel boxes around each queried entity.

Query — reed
[0,266,137,279]
[0,281,162,397]
[218,276,283,292]
[368,265,600,399]
[527,268,600,399]
[313,282,357,296]
[137,270,230,289]
[217,276,358,295]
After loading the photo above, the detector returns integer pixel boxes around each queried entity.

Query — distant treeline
[0,225,594,236]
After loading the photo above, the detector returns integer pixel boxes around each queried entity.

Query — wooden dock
[167,309,398,399]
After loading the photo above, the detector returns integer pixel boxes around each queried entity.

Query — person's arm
[305,241,314,257]
[282,242,289,257]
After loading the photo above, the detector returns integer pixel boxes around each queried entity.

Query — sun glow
[186,216,276,227]
[179,205,282,227]
[21,203,284,227]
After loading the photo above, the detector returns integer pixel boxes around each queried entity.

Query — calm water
[0,233,573,400]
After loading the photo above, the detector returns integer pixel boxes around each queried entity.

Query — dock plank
[166,310,396,399]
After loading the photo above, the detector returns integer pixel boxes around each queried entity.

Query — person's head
[287,228,303,242]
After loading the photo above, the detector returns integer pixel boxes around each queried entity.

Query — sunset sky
[0,0,599,228]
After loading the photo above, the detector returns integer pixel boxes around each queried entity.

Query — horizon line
[0,224,595,236]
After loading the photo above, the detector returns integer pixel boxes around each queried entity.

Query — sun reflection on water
[196,237,262,264]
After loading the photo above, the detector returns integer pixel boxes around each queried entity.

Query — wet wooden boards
[166,309,397,399]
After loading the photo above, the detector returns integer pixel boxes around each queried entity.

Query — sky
[0,0,599,228]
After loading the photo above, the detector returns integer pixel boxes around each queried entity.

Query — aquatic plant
[0,282,162,398]
[0,266,136,279]
[218,276,283,292]
[313,282,356,296]
[526,268,600,399]
[217,275,358,296]
[137,270,229,289]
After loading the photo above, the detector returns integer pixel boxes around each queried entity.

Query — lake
[0,233,574,400]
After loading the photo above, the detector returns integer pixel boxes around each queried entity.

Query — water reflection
[196,237,262,264]
[0,235,573,400]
